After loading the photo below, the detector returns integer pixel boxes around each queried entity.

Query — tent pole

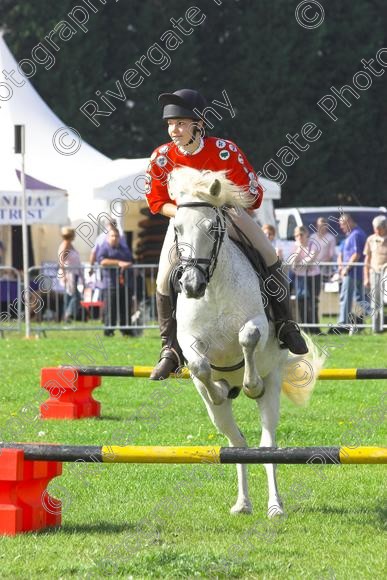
[16,125,30,338]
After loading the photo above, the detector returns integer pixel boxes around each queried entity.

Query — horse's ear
[209,179,221,197]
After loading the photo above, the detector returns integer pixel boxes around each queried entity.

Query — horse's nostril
[198,282,206,294]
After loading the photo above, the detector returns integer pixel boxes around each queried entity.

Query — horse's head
[169,167,252,299]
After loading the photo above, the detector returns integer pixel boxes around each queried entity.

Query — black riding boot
[149,292,184,380]
[266,260,308,355]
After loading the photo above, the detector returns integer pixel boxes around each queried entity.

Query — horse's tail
[281,332,326,406]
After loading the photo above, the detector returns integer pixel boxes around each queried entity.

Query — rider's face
[167,118,197,147]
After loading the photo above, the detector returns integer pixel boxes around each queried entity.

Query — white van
[252,177,281,227]
[275,206,387,242]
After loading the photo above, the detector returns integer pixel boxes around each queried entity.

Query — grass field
[0,329,385,579]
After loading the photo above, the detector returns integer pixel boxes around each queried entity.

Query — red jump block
[40,367,102,420]
[0,448,62,535]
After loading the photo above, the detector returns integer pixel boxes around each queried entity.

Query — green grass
[0,330,386,579]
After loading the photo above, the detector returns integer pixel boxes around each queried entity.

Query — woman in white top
[262,224,284,260]
[288,226,321,332]
[58,227,82,323]
[309,217,337,280]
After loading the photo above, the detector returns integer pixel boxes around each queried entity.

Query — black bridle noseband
[174,202,227,283]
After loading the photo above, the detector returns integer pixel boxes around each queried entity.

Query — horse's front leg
[239,315,269,399]
[193,378,252,514]
[179,337,229,405]
[188,355,229,406]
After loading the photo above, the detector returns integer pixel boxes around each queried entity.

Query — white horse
[168,167,325,517]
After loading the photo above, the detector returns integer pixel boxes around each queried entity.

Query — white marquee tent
[0,33,148,263]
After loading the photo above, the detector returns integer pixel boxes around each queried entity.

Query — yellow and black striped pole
[1,444,386,464]
[70,365,191,378]
[67,366,387,381]
[318,368,387,380]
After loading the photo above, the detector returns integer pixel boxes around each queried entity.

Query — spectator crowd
[56,219,135,337]
[262,213,387,334]
[1,213,386,335]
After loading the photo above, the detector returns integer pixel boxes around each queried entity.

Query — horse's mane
[168,167,253,209]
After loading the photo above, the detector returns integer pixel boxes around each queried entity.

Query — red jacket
[145,136,263,215]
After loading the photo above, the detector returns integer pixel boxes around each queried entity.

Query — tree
[1,0,385,205]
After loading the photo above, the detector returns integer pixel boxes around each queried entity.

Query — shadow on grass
[300,504,384,521]
[94,415,122,421]
[60,521,140,534]
[375,505,386,528]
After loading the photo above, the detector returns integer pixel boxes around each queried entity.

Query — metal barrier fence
[373,263,387,333]
[0,262,386,335]
[0,267,22,335]
[285,261,387,333]
[0,264,158,336]
[28,264,159,335]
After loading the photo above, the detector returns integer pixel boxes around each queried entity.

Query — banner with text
[0,191,68,224]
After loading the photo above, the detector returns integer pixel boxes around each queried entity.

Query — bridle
[174,202,227,283]
[173,201,247,375]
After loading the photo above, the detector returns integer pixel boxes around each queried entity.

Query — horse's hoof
[267,504,284,518]
[230,501,253,515]
[211,379,230,405]
[242,382,265,400]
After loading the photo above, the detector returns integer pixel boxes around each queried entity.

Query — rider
[146,89,308,380]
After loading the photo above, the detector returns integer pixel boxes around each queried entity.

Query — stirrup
[275,320,308,354]
[276,319,301,337]
[159,345,182,366]
[149,346,182,380]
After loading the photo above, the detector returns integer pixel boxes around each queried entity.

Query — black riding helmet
[158,89,207,119]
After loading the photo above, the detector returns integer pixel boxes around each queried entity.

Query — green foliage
[0,0,385,205]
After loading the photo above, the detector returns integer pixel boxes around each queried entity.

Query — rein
[174,201,245,373]
[174,202,227,283]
